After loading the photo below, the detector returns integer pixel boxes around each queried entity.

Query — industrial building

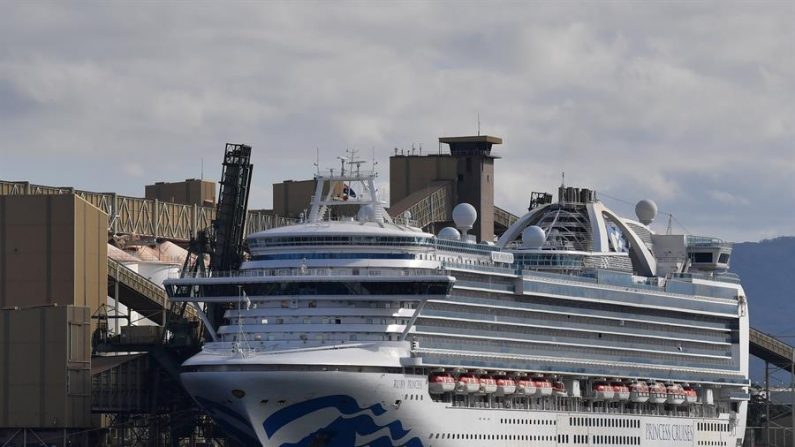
[0,194,104,445]
[145,179,215,207]
[389,135,502,241]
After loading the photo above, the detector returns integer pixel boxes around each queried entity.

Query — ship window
[693,252,713,263]
[718,253,730,263]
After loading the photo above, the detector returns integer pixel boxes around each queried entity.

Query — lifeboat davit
[495,373,516,396]
[429,371,455,394]
[629,381,650,403]
[611,381,630,401]
[592,380,615,401]
[478,373,497,394]
[456,372,480,394]
[514,373,537,395]
[532,376,553,397]
[552,379,568,397]
[649,382,668,404]
[683,385,698,404]
[666,383,686,405]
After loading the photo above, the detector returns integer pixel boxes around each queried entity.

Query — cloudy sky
[0,1,792,242]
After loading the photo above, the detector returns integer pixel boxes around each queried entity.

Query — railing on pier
[751,328,795,371]
[108,257,196,322]
[494,205,519,229]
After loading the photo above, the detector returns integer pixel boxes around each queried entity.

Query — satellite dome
[357,204,376,222]
[438,227,461,241]
[452,203,477,231]
[635,199,658,225]
[521,225,546,249]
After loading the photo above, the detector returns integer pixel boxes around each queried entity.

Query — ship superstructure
[165,154,749,447]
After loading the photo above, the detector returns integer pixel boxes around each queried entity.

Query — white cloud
[123,161,143,177]
[0,1,792,242]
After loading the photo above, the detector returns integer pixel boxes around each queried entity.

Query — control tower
[390,135,502,241]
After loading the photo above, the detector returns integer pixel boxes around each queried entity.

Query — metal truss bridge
[0,180,294,242]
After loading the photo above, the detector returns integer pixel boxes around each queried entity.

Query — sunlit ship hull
[181,344,746,447]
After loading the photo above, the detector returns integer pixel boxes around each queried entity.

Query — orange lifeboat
[495,373,516,396]
[629,381,650,403]
[429,371,455,394]
[531,376,553,397]
[592,380,614,401]
[514,373,537,395]
[552,379,568,397]
[478,373,497,394]
[611,381,630,401]
[683,385,698,404]
[456,372,480,394]
[649,382,668,404]
[666,383,686,405]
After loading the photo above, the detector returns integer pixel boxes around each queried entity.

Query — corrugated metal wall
[0,305,91,428]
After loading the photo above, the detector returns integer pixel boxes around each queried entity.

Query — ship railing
[170,266,448,279]
[524,269,740,302]
[525,272,721,303]
[670,271,742,284]
[686,235,732,248]
[442,262,517,275]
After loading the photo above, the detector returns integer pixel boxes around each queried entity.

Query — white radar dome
[357,204,376,222]
[452,203,477,231]
[635,199,658,225]
[437,227,461,241]
[521,225,546,249]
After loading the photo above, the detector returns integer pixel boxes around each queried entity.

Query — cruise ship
[165,155,749,447]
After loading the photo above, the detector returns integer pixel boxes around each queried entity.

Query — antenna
[666,214,673,235]
[477,112,481,136]
[314,148,320,174]
[561,171,565,187]
[201,158,204,180]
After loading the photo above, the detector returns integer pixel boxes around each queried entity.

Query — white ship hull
[182,346,746,447]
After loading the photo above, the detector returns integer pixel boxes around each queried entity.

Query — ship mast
[306,151,391,224]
